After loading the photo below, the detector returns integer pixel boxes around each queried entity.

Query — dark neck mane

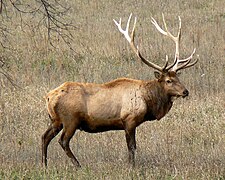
[142,80,173,120]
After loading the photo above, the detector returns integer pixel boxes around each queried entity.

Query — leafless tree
[0,0,75,49]
[0,0,76,87]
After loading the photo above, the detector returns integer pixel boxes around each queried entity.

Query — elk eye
[166,79,172,83]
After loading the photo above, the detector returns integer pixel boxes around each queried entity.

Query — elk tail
[44,95,58,121]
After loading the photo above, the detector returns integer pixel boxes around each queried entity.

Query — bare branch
[0,0,2,14]
[0,0,76,50]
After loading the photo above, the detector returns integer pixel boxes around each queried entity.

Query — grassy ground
[0,0,225,179]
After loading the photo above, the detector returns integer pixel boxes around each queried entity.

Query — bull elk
[42,13,198,168]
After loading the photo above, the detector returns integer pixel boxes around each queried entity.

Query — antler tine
[162,55,169,70]
[151,14,181,42]
[151,14,197,72]
[177,16,182,41]
[162,14,177,42]
[176,48,196,63]
[151,14,181,68]
[113,14,132,43]
[114,14,163,72]
[151,17,168,36]
[181,58,198,70]
[172,48,197,71]
[163,14,182,60]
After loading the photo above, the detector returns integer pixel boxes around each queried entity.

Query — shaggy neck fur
[142,80,173,120]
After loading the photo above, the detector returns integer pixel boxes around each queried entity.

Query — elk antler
[151,14,198,72]
[113,13,168,72]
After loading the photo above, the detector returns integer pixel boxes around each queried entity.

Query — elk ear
[154,71,161,79]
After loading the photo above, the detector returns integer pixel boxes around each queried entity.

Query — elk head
[113,13,198,98]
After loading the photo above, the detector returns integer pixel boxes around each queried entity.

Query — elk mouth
[171,92,188,102]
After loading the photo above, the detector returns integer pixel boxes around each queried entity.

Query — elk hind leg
[42,121,63,167]
[58,121,81,168]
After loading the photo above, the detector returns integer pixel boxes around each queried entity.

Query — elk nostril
[183,89,189,96]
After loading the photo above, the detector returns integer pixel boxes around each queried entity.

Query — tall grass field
[0,0,224,179]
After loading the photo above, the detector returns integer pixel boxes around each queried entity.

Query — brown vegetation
[0,0,224,179]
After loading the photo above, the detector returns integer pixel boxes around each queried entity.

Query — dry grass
[0,0,225,179]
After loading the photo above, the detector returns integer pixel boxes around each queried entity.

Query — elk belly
[80,100,124,133]
[79,117,124,133]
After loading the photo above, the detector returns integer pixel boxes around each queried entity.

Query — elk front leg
[125,128,136,167]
